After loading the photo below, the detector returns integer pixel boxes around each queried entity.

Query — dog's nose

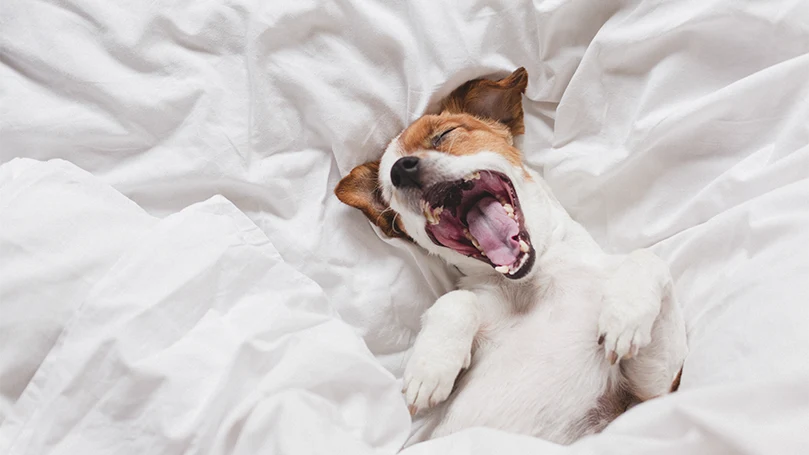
[390,156,421,189]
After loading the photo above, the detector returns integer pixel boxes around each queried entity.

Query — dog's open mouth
[422,171,535,279]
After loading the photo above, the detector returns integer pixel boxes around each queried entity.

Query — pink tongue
[466,197,520,266]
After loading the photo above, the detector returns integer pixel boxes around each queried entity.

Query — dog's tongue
[466,197,520,266]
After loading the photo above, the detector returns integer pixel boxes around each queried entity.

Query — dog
[335,68,687,445]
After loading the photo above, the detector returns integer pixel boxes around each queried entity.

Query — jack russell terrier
[335,68,687,444]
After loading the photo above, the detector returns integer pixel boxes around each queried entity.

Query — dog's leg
[404,289,479,415]
[598,250,688,399]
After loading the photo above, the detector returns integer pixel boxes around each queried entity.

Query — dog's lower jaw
[449,248,534,280]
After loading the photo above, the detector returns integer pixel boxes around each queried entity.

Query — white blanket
[1,0,809,453]
[0,159,409,454]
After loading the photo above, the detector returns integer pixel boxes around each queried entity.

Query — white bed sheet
[1,0,809,453]
[0,158,409,455]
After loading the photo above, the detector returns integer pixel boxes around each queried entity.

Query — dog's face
[336,68,539,280]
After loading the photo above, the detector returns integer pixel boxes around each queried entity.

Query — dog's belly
[431,292,613,444]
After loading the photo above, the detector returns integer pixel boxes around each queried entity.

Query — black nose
[390,156,421,189]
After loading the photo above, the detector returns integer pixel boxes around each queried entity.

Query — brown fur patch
[441,67,529,135]
[670,366,683,392]
[396,67,529,170]
[577,380,640,437]
[398,114,524,167]
[334,160,410,240]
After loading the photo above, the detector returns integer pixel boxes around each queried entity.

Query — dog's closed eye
[431,127,458,149]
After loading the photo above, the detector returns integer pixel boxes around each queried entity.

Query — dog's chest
[474,270,606,373]
[439,265,612,442]
[476,260,606,345]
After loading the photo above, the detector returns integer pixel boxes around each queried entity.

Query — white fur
[379,139,688,445]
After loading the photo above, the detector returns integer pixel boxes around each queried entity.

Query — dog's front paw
[597,299,657,365]
[403,349,468,415]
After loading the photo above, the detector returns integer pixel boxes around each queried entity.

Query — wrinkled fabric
[1,0,809,453]
[0,159,408,455]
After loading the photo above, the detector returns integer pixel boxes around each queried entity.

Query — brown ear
[440,67,529,135]
[335,160,410,240]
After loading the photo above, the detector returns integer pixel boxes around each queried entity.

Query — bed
[1,0,808,453]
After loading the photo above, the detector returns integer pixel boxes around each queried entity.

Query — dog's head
[336,68,541,280]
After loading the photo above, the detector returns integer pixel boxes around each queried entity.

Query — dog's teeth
[503,204,515,219]
[425,210,436,224]
[519,240,529,253]
[464,229,483,251]
[464,172,481,181]
[422,201,439,224]
[510,252,530,274]
[495,265,509,274]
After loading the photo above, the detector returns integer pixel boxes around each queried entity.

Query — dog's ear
[335,160,410,240]
[440,67,529,135]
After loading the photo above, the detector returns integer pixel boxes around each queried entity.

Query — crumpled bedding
[1,0,808,454]
[0,159,409,455]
